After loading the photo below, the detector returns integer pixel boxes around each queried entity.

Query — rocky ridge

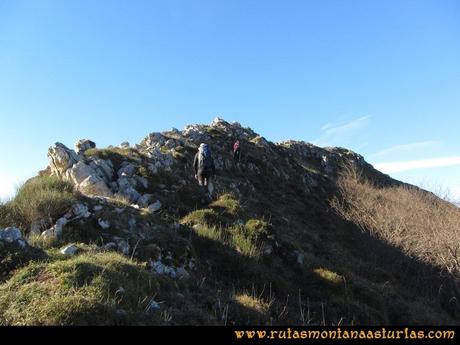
[1,117,456,326]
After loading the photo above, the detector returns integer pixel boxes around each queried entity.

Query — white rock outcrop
[47,142,113,197]
[60,244,79,256]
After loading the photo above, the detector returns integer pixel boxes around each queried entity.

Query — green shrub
[0,176,77,232]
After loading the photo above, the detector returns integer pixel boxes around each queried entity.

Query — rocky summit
[0,118,459,326]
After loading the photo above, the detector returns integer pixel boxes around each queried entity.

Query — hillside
[0,118,459,325]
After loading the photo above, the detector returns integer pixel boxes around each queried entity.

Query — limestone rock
[118,162,137,178]
[211,117,229,127]
[0,227,23,243]
[71,204,91,219]
[148,200,162,213]
[138,194,153,208]
[88,158,114,183]
[145,299,161,313]
[251,135,271,149]
[150,260,190,279]
[98,219,110,230]
[140,132,167,149]
[182,124,210,142]
[75,139,96,154]
[116,177,141,203]
[48,143,79,177]
[41,217,68,239]
[68,161,97,185]
[117,240,130,256]
[67,161,113,197]
[93,205,104,212]
[79,175,113,197]
[60,244,79,256]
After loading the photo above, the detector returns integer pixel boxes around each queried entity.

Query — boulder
[48,143,79,177]
[71,204,91,219]
[67,162,113,197]
[148,200,162,213]
[93,205,104,212]
[79,175,113,197]
[53,217,68,237]
[0,227,23,243]
[119,141,130,149]
[145,299,161,313]
[41,217,68,239]
[88,158,114,182]
[116,177,141,203]
[60,244,79,256]
[68,161,98,185]
[151,260,177,278]
[150,260,190,279]
[98,219,110,230]
[118,162,137,178]
[75,139,96,154]
[144,149,175,171]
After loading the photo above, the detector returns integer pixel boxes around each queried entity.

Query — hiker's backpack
[199,144,213,171]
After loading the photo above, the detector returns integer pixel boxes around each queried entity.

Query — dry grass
[330,165,460,280]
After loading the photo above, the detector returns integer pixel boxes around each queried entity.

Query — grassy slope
[0,125,459,325]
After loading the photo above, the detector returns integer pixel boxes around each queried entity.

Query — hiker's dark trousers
[197,170,212,186]
[233,148,241,162]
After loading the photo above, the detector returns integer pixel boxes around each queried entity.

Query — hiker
[194,143,216,196]
[233,140,241,163]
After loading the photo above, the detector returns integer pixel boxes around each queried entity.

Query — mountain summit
[0,118,459,325]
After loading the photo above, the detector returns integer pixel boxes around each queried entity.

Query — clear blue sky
[1,0,459,201]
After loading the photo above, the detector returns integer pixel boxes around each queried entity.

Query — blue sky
[0,0,459,201]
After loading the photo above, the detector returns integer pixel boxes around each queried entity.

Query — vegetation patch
[181,209,220,227]
[85,148,142,171]
[0,242,47,282]
[0,176,77,233]
[0,251,160,325]
[210,193,240,215]
[313,268,344,285]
